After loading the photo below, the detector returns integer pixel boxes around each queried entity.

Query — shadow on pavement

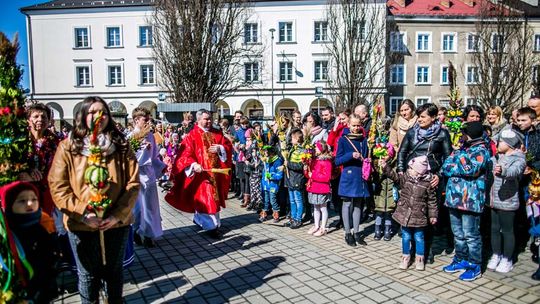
[163,256,288,303]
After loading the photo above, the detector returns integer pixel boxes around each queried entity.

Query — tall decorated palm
[0,32,32,301]
[444,61,464,147]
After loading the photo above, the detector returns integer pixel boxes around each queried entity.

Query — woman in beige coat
[390,99,418,150]
[49,96,140,303]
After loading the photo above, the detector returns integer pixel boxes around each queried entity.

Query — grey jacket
[490,151,526,211]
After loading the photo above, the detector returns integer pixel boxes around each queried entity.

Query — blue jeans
[401,226,425,256]
[449,209,482,265]
[289,190,304,221]
[263,190,280,212]
[68,226,130,304]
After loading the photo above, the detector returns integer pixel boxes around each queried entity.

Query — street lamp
[269,28,275,117]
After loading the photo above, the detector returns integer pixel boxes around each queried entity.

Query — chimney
[459,0,474,6]
[395,0,406,7]
[440,0,451,8]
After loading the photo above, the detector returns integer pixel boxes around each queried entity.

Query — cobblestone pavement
[55,191,540,304]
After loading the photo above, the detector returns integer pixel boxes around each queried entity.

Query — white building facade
[22,0,386,124]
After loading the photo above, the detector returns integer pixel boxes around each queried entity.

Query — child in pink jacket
[306,141,333,236]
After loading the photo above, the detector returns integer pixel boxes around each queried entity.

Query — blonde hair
[486,105,504,126]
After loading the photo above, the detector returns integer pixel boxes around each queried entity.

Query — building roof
[387,0,482,17]
[20,0,156,12]
[20,0,312,12]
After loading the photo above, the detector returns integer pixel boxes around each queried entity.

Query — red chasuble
[165,126,232,214]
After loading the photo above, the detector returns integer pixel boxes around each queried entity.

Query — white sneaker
[487,254,501,271]
[495,258,514,273]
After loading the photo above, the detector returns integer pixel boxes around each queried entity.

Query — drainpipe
[22,11,35,101]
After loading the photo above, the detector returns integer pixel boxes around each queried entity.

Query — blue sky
[0,0,47,90]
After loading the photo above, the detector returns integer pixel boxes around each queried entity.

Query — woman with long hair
[49,96,140,303]
[389,99,417,150]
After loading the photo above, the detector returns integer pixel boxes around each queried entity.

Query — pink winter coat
[306,156,333,194]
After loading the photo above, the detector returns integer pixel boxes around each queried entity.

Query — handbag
[344,136,372,181]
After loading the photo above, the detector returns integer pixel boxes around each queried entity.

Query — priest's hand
[208,144,220,154]
[99,216,120,231]
[193,163,203,173]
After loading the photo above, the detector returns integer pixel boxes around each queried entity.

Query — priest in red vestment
[165,109,232,238]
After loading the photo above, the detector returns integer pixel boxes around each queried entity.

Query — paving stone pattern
[55,192,540,304]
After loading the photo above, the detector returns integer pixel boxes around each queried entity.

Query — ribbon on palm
[84,111,112,265]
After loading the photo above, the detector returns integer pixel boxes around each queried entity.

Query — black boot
[345,233,356,247]
[374,225,383,241]
[134,232,143,246]
[383,225,392,241]
[206,228,222,239]
[532,267,540,281]
[354,232,367,246]
[143,237,156,248]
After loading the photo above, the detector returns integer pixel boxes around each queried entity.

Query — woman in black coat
[396,103,452,264]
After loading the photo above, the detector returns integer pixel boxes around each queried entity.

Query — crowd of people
[219,98,540,282]
[1,95,540,302]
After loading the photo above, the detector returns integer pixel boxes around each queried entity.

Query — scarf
[346,132,364,140]
[9,209,42,230]
[414,121,442,143]
[310,126,323,136]
[81,133,116,156]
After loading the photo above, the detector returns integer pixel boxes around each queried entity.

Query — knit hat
[462,121,484,140]
[0,181,40,213]
[408,155,430,175]
[499,128,524,149]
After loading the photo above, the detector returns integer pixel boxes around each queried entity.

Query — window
[139,26,152,47]
[466,66,479,84]
[140,64,155,85]
[466,97,477,106]
[106,27,121,47]
[314,61,328,81]
[390,64,405,85]
[416,32,431,52]
[244,23,258,44]
[442,33,456,52]
[354,20,366,41]
[416,97,430,106]
[441,65,449,85]
[244,62,259,83]
[533,65,540,83]
[74,27,90,48]
[314,21,328,42]
[390,32,406,52]
[278,22,293,42]
[416,66,430,84]
[76,66,91,86]
[467,33,479,52]
[439,99,450,107]
[534,34,540,52]
[389,97,403,115]
[279,62,293,82]
[108,65,123,85]
[492,33,504,53]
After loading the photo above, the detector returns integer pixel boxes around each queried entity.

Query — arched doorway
[139,100,158,119]
[241,99,264,120]
[108,100,128,126]
[275,98,298,117]
[46,102,64,121]
[309,98,332,114]
[215,100,231,118]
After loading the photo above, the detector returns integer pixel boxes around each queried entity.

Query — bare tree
[326,0,387,111]
[152,0,260,103]
[470,0,537,112]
